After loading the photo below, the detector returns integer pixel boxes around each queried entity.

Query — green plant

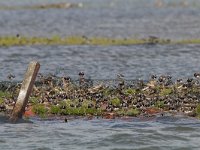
[32,104,48,118]
[0,98,4,104]
[111,98,121,107]
[159,88,172,96]
[0,91,11,98]
[195,104,200,118]
[155,101,165,109]
[50,105,61,114]
[126,108,140,116]
[124,88,136,95]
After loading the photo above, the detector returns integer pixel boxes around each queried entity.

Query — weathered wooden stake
[9,61,40,123]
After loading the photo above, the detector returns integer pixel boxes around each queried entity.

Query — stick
[9,61,40,123]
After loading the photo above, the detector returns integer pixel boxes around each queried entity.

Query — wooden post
[9,61,40,123]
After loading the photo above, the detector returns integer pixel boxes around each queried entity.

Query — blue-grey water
[1,116,200,150]
[0,0,200,80]
[1,0,200,149]
[0,116,200,150]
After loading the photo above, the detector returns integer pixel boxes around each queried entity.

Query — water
[1,44,200,81]
[1,0,200,149]
[1,116,200,150]
[0,0,200,80]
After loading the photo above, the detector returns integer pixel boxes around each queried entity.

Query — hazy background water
[0,0,200,81]
[1,0,200,149]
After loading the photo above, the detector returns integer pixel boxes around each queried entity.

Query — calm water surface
[1,0,200,149]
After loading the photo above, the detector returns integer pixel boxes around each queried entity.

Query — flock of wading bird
[1,71,200,119]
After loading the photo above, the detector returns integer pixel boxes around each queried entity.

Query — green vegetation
[0,98,4,105]
[126,108,140,116]
[124,88,136,95]
[0,35,200,47]
[32,104,48,118]
[116,108,140,116]
[0,2,82,10]
[50,105,61,114]
[155,101,165,109]
[0,91,12,104]
[195,104,200,118]
[111,98,121,107]
[0,90,12,98]
[61,107,102,116]
[159,88,173,96]
[29,97,39,105]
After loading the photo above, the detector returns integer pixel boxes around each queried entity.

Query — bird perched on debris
[158,75,172,87]
[79,71,85,86]
[117,74,125,90]
[193,73,200,85]
[194,73,200,79]
[142,74,157,91]
[7,74,15,80]
[88,83,103,94]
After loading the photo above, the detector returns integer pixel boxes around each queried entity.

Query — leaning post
[9,61,40,123]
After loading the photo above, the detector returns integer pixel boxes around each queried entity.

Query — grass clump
[61,107,85,116]
[159,88,173,96]
[116,108,140,116]
[126,108,140,116]
[50,105,61,114]
[29,97,39,105]
[155,101,165,109]
[195,104,200,118]
[124,88,136,95]
[111,98,121,107]
[0,98,4,104]
[32,104,48,118]
[0,91,12,98]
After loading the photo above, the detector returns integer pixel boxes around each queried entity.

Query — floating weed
[29,96,39,105]
[126,108,140,116]
[115,108,140,116]
[124,88,136,95]
[62,107,85,116]
[195,104,200,118]
[0,91,12,98]
[82,99,95,108]
[64,99,75,107]
[32,104,48,118]
[65,36,87,45]
[60,106,102,116]
[103,88,113,96]
[155,101,165,109]
[111,98,121,107]
[176,39,200,44]
[1,36,200,47]
[50,105,61,114]
[0,98,4,104]
[85,108,97,115]
[0,2,83,10]
[159,88,173,96]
